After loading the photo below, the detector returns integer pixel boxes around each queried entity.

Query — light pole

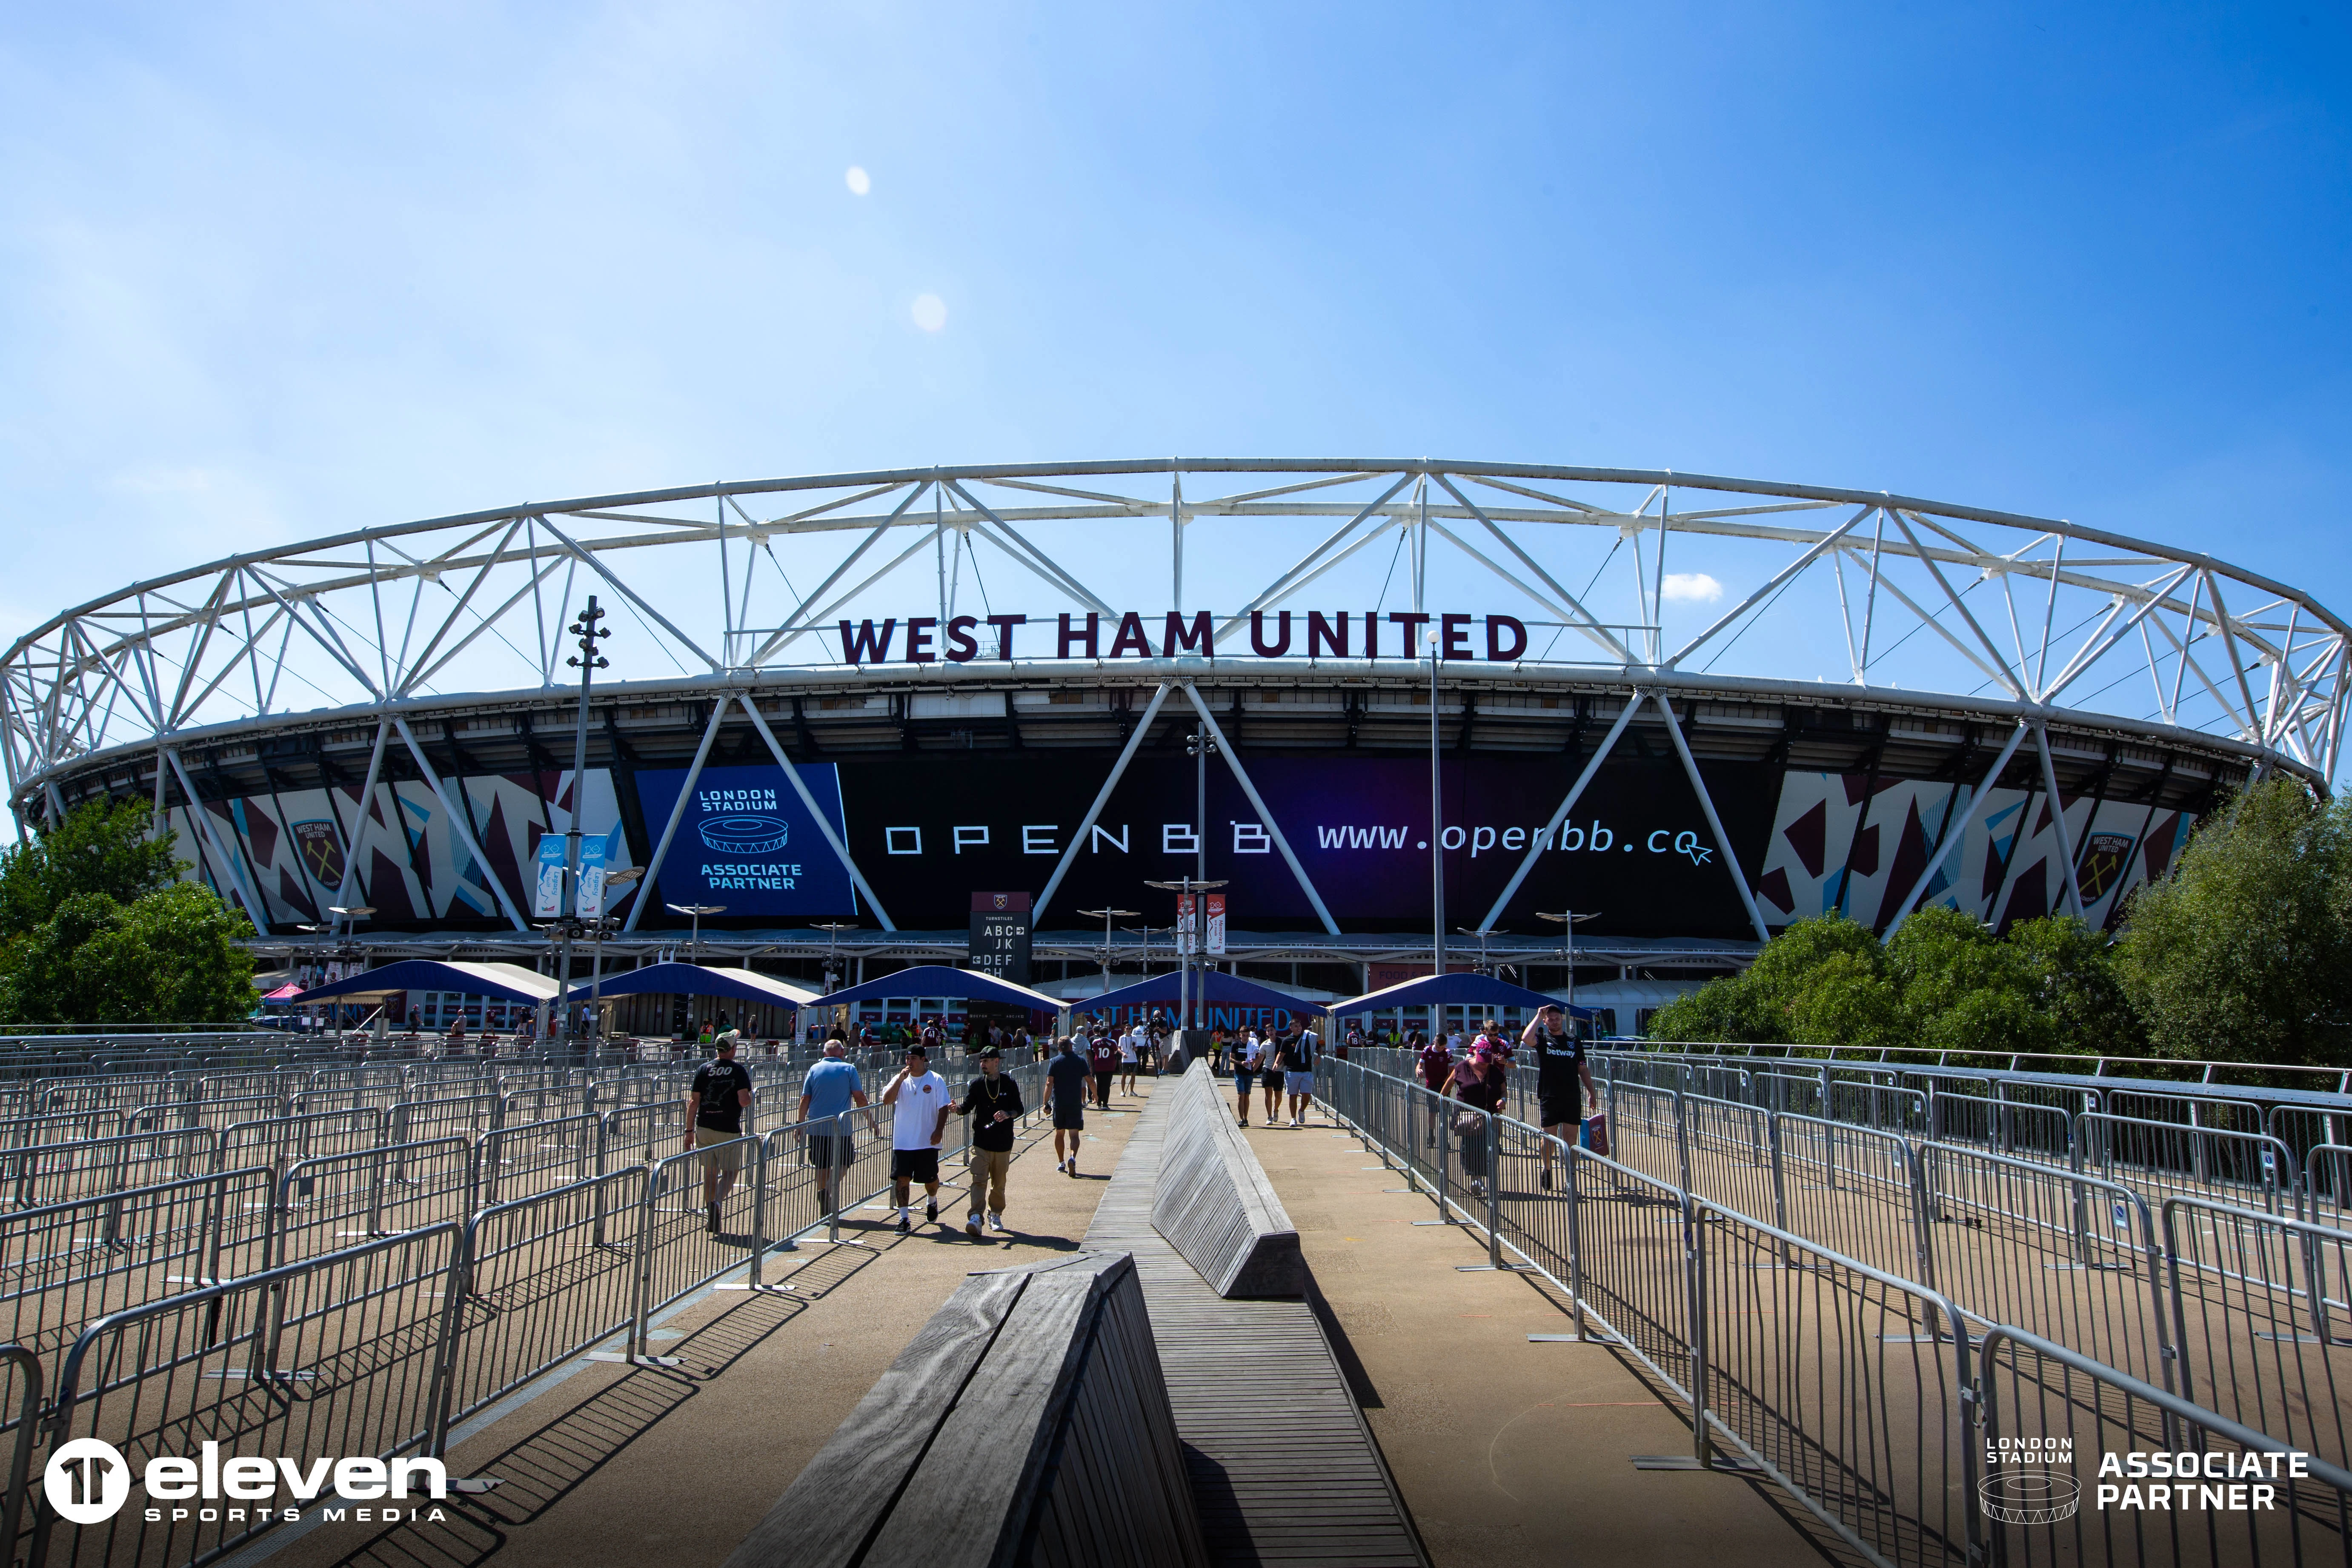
[300,904,375,1034]
[1537,910,1602,1037]
[1145,877,1225,1033]
[1427,622,1444,983]
[668,904,725,963]
[586,867,642,1047]
[813,921,856,1044]
[1077,908,1139,1005]
[548,597,611,1044]
[1182,727,1216,1029]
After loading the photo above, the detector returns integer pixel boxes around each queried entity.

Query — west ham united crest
[2077,833,2136,903]
[292,821,345,887]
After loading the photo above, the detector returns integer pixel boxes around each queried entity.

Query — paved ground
[257,1083,1157,1568]
[1238,1107,1838,1568]
[254,1077,1840,1568]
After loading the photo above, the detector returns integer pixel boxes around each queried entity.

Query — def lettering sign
[969,891,1032,984]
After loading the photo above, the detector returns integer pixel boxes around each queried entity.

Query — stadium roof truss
[5,460,2345,945]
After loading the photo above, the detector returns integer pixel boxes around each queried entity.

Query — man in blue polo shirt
[797,1037,873,1216]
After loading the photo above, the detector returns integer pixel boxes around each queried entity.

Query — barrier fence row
[0,1060,1052,1568]
[1316,1056,2352,1568]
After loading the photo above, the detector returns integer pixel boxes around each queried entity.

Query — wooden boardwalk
[1084,1090,1427,1568]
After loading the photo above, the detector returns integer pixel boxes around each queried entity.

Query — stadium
[3,458,2342,1038]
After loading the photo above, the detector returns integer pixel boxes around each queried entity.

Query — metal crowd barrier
[1316,1055,2352,1567]
[1977,1322,2352,1567]
[0,1053,1061,1568]
[36,1225,457,1568]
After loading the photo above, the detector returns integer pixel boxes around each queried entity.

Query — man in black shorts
[685,1030,753,1233]
[1047,1035,1091,1176]
[1522,1003,1599,1189]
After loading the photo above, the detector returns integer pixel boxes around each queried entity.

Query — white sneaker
[988,1213,1007,1232]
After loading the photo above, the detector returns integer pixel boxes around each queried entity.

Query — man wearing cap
[1522,1003,1600,1189]
[881,1044,953,1233]
[685,1029,753,1233]
[955,1044,1024,1235]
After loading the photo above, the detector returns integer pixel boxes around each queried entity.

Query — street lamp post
[1144,877,1226,1034]
[585,867,642,1050]
[1427,623,1444,983]
[1537,910,1602,1037]
[1181,728,1216,1029]
[301,904,376,1035]
[552,597,610,1044]
[667,904,726,963]
[813,921,856,1044]
[1077,908,1139,1010]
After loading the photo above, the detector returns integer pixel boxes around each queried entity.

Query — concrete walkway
[1239,1108,1834,1568]
[262,1084,1159,1568]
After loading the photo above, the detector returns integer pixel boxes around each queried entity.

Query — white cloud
[911,293,947,332]
[1660,572,1724,603]
[844,165,870,195]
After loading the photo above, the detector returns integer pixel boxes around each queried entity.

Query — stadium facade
[4,460,2342,1032]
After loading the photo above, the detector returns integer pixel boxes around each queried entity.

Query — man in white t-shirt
[1118,1027,1141,1096]
[881,1044,953,1233]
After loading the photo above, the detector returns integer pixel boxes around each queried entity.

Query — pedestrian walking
[1522,1004,1601,1189]
[955,1044,1023,1236]
[685,1029,753,1233]
[1047,1035,1091,1175]
[1233,1031,1262,1126]
[881,1045,953,1233]
[1278,1023,1318,1127]
[1445,1042,1508,1198]
[1118,1025,1142,1096]
[1254,1030,1284,1125]
[795,1037,872,1219]
[1088,1032,1118,1109]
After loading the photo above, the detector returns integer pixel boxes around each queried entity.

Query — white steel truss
[6,461,2343,837]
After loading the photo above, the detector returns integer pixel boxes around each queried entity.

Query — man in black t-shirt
[1046,1037,1091,1176]
[1520,1004,1599,1190]
[955,1044,1025,1236]
[686,1032,754,1231]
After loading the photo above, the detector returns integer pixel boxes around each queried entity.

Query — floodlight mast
[552,596,610,1043]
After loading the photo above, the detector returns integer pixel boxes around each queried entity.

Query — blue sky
[0,3,2346,776]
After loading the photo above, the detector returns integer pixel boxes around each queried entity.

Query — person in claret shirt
[1087,1032,1118,1108]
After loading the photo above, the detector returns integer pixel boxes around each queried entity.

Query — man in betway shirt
[1521,1004,1600,1190]
[686,1030,754,1233]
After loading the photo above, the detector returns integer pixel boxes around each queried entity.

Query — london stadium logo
[698,816,790,855]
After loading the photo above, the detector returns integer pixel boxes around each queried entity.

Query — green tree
[1648,971,1773,1043]
[1885,906,2052,1056]
[0,884,258,1027]
[2115,776,2352,1065]
[2009,915,2142,1058]
[0,798,179,939]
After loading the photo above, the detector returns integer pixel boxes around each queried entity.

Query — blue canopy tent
[1330,973,1594,1024]
[292,959,563,1006]
[803,964,1064,1015]
[588,962,819,1010]
[1076,970,1329,1022]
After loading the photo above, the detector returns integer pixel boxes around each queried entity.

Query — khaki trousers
[967,1146,1012,1217]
